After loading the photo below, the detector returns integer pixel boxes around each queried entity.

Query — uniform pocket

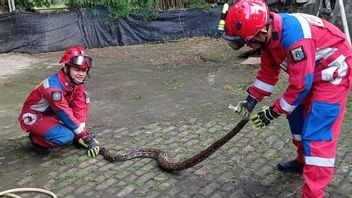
[302,101,340,141]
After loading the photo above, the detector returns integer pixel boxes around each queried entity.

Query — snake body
[100,119,248,172]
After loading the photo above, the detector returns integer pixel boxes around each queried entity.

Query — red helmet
[60,46,92,69]
[225,0,269,40]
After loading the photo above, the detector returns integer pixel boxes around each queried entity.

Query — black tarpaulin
[0,7,221,53]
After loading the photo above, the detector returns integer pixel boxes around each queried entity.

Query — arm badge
[51,91,62,101]
[290,46,306,62]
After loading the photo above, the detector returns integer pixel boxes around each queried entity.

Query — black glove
[251,105,280,128]
[82,135,100,158]
[229,95,258,120]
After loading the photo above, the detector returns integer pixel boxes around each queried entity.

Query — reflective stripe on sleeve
[253,79,274,93]
[74,123,85,135]
[30,98,49,112]
[43,78,50,89]
[291,14,312,39]
[280,58,288,71]
[315,48,337,61]
[292,134,302,141]
[280,97,297,112]
[305,156,335,167]
[321,66,338,81]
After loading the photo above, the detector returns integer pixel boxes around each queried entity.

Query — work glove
[76,131,96,148]
[229,95,258,120]
[251,105,280,128]
[81,135,100,158]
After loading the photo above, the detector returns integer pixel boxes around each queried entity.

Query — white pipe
[0,188,57,198]
[7,0,12,12]
[338,0,351,45]
[11,0,15,12]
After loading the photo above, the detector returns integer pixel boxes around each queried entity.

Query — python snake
[100,119,248,172]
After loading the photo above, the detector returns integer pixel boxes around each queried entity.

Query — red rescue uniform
[248,12,352,197]
[19,69,90,148]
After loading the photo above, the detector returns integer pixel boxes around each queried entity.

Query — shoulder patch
[290,46,306,62]
[51,91,62,101]
[296,13,324,27]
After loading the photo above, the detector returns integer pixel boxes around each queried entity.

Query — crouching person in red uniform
[18,46,100,158]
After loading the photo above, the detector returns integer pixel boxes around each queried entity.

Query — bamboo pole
[337,0,351,45]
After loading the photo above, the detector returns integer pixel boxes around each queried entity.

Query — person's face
[69,66,88,84]
[245,29,269,49]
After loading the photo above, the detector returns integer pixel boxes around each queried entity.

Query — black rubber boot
[29,133,51,155]
[277,160,303,174]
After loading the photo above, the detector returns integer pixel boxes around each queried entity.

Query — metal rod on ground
[338,0,351,45]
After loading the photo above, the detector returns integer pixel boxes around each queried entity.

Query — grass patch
[55,172,86,183]
[164,79,183,90]
[223,83,248,97]
[54,155,81,166]
[134,180,144,187]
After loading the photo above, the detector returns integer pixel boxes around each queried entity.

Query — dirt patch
[0,53,40,83]
[0,38,253,140]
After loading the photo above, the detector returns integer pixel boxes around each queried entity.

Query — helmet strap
[260,37,268,49]
[254,21,272,50]
[260,19,273,49]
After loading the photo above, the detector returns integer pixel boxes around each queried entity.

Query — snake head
[100,147,117,162]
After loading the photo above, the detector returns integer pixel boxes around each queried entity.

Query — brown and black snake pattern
[100,119,248,172]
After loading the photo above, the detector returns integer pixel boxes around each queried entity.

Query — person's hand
[251,105,280,128]
[82,135,100,158]
[229,95,258,120]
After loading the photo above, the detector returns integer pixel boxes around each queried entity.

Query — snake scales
[100,119,248,172]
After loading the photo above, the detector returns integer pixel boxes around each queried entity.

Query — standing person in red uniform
[18,46,100,158]
[224,0,352,197]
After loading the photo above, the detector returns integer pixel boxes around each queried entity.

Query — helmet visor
[222,33,246,50]
[69,55,92,68]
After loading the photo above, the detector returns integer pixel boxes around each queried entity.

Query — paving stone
[209,127,217,133]
[57,186,75,197]
[199,182,221,196]
[336,182,352,195]
[83,190,95,197]
[272,141,285,150]
[137,172,154,183]
[144,191,160,198]
[96,178,118,190]
[74,183,95,194]
[98,163,115,172]
[115,171,131,180]
[64,195,75,198]
[263,148,277,159]
[211,191,226,198]
[117,185,135,197]
[94,175,106,183]
[100,129,113,135]
[16,176,31,186]
[229,189,247,198]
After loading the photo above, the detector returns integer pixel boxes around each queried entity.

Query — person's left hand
[82,135,100,158]
[229,95,258,120]
[251,105,280,128]
[87,138,100,158]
